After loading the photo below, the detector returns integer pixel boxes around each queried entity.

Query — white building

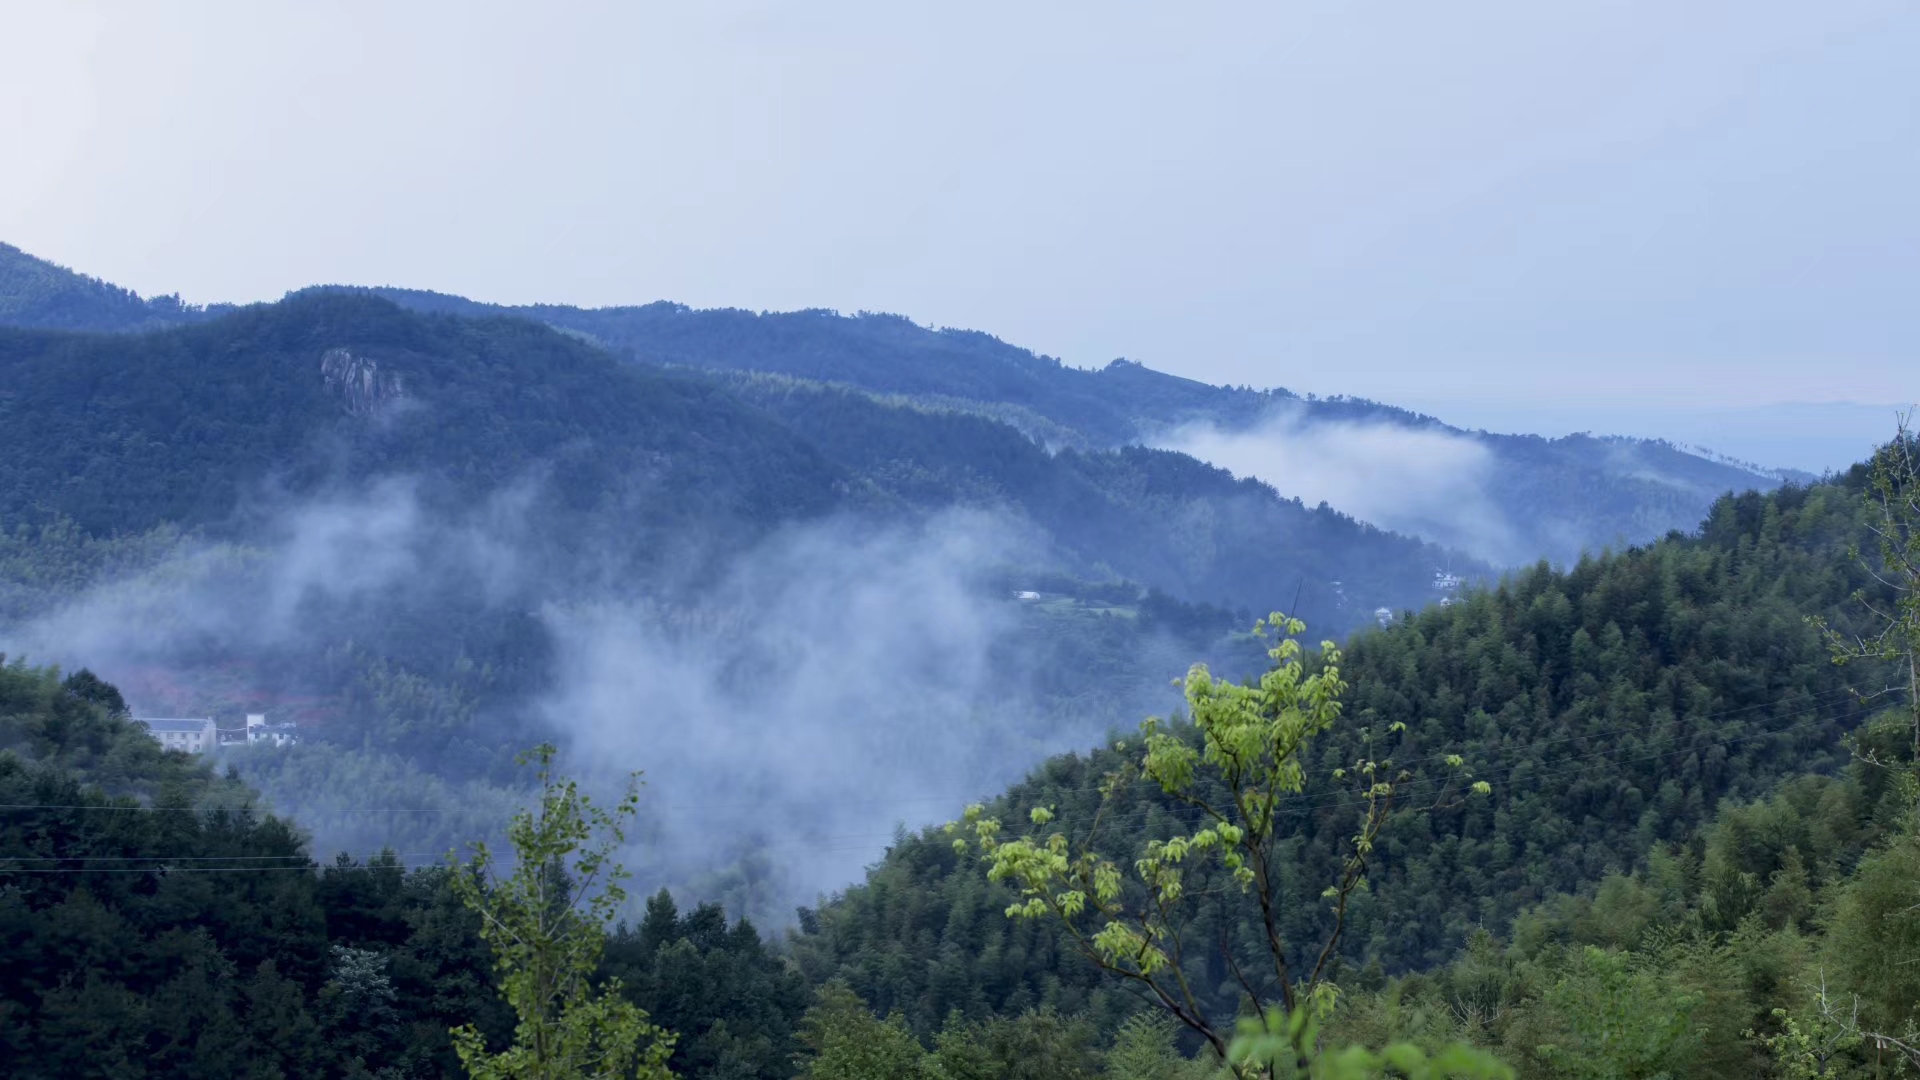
[136,717,216,754]
[245,713,300,747]
[1374,607,1395,628]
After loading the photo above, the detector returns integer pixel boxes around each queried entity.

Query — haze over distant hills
[0,242,1468,905]
[0,241,1805,569]
[2,244,1912,1080]
[1431,397,1900,479]
[345,286,1812,567]
[4,7,1914,1071]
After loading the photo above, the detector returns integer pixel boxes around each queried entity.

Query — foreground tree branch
[949,613,1492,1076]
[449,744,676,1080]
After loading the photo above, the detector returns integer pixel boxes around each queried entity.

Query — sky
[2,1,1912,470]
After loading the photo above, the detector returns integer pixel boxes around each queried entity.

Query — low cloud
[1157,409,1521,565]
[2,478,533,673]
[539,508,1109,917]
[1,480,1160,923]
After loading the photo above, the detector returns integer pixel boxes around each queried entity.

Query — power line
[0,684,1865,819]
[0,861,449,875]
[0,700,1862,874]
[0,851,443,864]
[0,668,1876,876]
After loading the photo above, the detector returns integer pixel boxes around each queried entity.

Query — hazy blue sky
[3,1,1910,469]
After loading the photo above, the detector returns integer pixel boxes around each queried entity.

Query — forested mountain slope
[0,663,808,1080]
[6,457,1913,1079]
[1463,432,1791,563]
[0,242,221,333]
[351,287,1789,566]
[790,467,1887,1036]
[0,290,842,539]
[337,288,1258,447]
[0,290,1468,622]
[0,293,854,794]
[0,293,1466,892]
[0,241,1788,567]
[726,376,1469,621]
[1323,767,1915,1079]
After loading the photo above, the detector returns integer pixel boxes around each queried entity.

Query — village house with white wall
[244,713,300,747]
[134,712,298,753]
[134,716,217,754]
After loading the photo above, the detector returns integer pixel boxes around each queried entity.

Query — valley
[0,240,1913,1079]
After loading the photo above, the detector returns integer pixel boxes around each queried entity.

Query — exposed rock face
[319,347,404,415]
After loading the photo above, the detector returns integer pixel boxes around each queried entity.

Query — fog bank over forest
[1156,409,1522,566]
[0,476,1210,917]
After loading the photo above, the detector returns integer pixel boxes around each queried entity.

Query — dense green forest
[787,461,1904,1059]
[722,375,1461,619]
[0,242,225,333]
[3,240,1910,1077]
[0,290,1466,625]
[0,663,814,1079]
[4,444,1916,1077]
[0,290,842,539]
[1,240,1793,569]
[0,288,1475,881]
[345,283,1799,566]
[313,286,1266,449]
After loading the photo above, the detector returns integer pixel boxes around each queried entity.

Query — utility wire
[0,684,1865,818]
[0,698,1863,873]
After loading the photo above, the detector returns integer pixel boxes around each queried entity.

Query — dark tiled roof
[135,717,213,734]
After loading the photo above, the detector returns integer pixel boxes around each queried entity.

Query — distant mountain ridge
[323,285,1279,448]
[0,290,1468,630]
[0,290,841,542]
[0,287,1469,821]
[326,285,1787,566]
[0,240,1786,566]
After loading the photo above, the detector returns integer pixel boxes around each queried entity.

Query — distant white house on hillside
[135,717,216,754]
[136,713,299,753]
[245,713,300,747]
[1374,607,1395,628]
